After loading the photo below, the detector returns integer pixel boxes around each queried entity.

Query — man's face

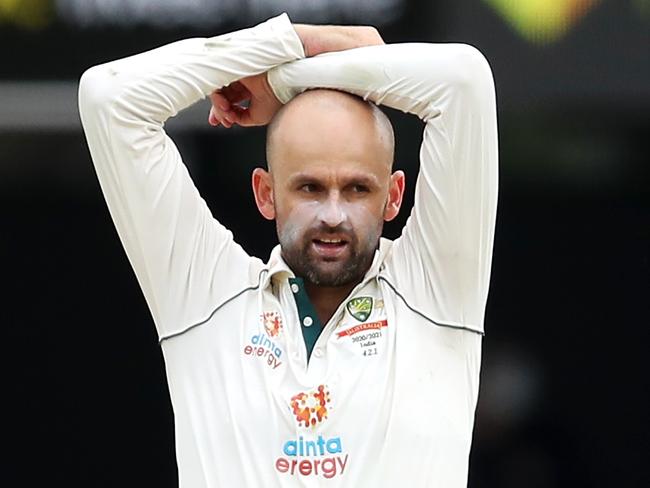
[274,158,389,287]
[260,92,400,287]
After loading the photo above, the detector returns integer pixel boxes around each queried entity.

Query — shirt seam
[158,268,268,344]
[377,275,484,336]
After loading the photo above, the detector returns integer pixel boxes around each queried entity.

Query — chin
[305,263,363,288]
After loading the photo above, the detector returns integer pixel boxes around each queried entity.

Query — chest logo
[290,385,331,428]
[346,296,373,322]
[277,385,348,479]
[261,311,283,337]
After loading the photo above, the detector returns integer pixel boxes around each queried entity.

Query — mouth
[311,237,349,259]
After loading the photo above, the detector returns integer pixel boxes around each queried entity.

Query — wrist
[293,24,315,57]
[293,24,384,58]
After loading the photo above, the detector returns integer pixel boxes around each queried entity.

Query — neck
[304,281,357,325]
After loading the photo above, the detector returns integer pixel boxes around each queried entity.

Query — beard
[278,220,382,287]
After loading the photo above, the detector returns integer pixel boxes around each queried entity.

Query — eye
[351,184,370,193]
[300,183,320,193]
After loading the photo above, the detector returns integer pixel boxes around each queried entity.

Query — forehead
[269,92,392,179]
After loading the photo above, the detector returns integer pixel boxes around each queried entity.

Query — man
[79,12,497,488]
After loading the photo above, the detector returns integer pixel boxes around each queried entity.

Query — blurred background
[2,0,648,486]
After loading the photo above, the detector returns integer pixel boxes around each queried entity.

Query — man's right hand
[207,23,384,128]
[208,73,281,128]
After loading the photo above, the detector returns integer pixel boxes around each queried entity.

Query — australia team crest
[346,297,373,322]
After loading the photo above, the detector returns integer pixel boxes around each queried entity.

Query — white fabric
[79,12,498,488]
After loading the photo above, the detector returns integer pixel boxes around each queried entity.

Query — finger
[209,91,231,111]
[208,104,232,128]
[228,105,255,127]
[208,107,220,127]
[221,110,235,128]
[209,92,239,127]
[235,107,258,128]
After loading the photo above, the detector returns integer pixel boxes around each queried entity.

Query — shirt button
[303,316,313,327]
[291,283,299,293]
[313,348,323,358]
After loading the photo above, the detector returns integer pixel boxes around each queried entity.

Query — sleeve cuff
[266,13,307,104]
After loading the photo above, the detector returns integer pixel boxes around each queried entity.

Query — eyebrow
[287,172,381,188]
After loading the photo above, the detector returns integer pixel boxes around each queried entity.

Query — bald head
[266,89,394,172]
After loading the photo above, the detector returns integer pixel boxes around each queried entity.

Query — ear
[252,167,275,220]
[383,170,405,222]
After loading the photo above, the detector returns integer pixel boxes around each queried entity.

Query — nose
[317,192,346,228]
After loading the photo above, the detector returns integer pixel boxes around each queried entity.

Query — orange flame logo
[290,385,331,428]
[261,311,283,337]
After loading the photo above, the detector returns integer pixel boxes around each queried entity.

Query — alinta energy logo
[242,311,283,370]
[275,385,349,480]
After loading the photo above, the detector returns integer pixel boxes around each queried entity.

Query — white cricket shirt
[79,13,498,488]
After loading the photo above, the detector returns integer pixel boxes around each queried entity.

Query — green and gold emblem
[346,296,373,322]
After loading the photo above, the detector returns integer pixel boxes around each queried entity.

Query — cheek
[276,197,384,235]
[276,202,318,238]
[286,201,320,225]
[344,200,385,229]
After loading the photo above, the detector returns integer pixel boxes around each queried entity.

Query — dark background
[2,1,648,486]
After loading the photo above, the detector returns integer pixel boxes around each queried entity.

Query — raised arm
[78,14,305,338]
[267,43,498,333]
